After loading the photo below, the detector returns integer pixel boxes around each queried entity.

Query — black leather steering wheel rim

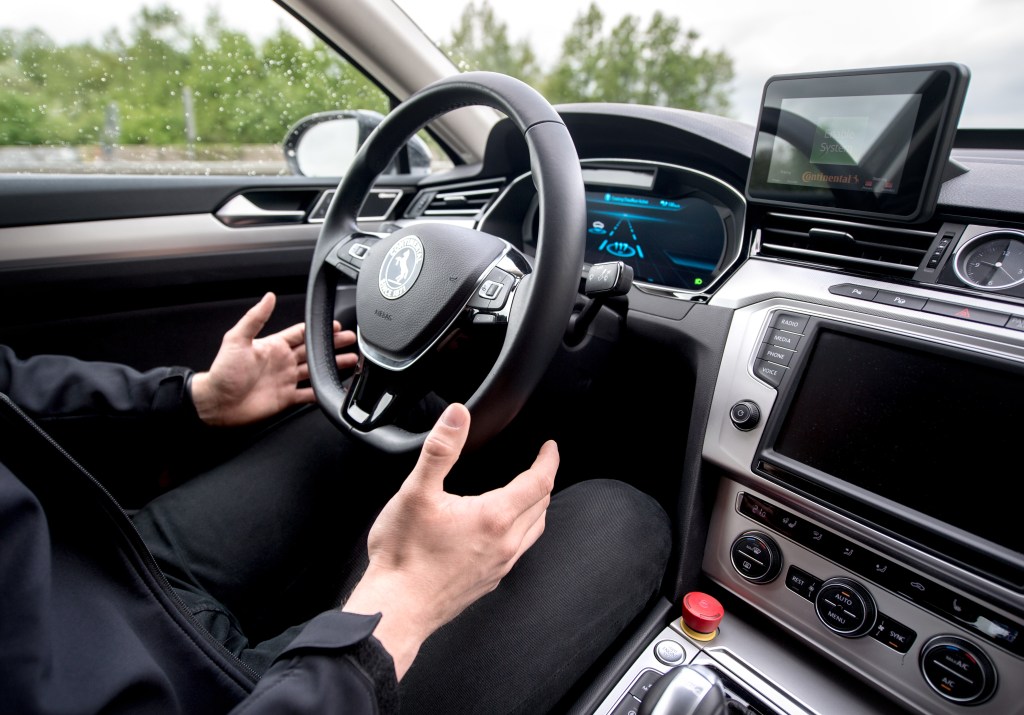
[305,71,585,454]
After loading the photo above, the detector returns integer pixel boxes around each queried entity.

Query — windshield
[395,0,1022,129]
[3,0,1018,177]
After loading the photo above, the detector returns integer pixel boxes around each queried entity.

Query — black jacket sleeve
[0,344,197,423]
[231,611,399,715]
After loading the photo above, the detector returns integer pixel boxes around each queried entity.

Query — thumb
[408,403,470,490]
[229,292,275,341]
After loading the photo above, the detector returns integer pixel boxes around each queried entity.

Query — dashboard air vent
[404,179,504,219]
[755,212,937,278]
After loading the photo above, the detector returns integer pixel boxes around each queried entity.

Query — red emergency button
[681,591,724,641]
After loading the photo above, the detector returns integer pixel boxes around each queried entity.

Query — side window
[0,1,446,176]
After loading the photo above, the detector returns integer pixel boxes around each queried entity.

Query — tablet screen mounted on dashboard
[746,63,970,222]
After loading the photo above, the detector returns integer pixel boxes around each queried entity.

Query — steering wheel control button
[814,578,877,638]
[920,637,997,705]
[348,242,373,260]
[467,268,515,311]
[653,640,686,665]
[729,400,761,431]
[330,236,381,278]
[680,592,724,641]
[478,280,503,300]
[730,532,782,584]
[870,614,916,653]
[785,566,821,601]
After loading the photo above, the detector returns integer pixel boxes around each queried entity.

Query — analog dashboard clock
[953,230,1024,290]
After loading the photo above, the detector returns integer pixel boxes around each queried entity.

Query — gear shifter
[636,664,727,715]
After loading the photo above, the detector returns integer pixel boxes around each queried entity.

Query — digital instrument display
[747,64,969,222]
[583,191,725,290]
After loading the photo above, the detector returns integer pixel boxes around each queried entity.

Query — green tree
[543,3,733,113]
[441,0,540,86]
[0,4,388,147]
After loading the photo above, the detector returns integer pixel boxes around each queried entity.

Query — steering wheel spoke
[343,358,421,430]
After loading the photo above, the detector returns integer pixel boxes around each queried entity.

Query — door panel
[0,175,353,370]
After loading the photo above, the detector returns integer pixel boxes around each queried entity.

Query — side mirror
[282,109,433,177]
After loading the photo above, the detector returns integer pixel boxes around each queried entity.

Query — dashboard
[326,95,1024,715]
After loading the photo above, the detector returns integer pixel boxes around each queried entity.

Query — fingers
[229,292,276,342]
[500,440,558,515]
[334,327,357,349]
[294,333,356,367]
[478,441,557,575]
[294,352,357,382]
[408,403,470,490]
[292,386,316,404]
[276,322,306,348]
[276,320,349,348]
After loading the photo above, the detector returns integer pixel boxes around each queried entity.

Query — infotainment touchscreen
[756,318,1023,587]
[746,64,969,222]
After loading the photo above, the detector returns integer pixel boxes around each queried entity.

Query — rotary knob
[814,578,877,638]
[729,400,761,431]
[730,531,782,583]
[920,636,997,705]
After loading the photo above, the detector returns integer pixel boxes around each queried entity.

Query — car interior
[1,1,1021,713]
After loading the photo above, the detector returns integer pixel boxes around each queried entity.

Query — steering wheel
[305,71,586,454]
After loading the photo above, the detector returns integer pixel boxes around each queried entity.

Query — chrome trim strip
[757,244,918,273]
[0,214,319,269]
[765,211,937,237]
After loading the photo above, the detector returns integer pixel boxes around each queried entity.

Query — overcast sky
[5,0,1022,127]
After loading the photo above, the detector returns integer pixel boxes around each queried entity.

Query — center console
[586,63,1022,715]
[590,258,1024,715]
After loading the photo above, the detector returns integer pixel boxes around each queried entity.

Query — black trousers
[132,406,673,715]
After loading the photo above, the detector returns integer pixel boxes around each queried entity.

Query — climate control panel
[703,478,1022,713]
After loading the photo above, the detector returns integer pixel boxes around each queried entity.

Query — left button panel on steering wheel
[326,235,382,279]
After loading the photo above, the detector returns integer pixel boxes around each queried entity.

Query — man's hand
[342,403,558,679]
[190,292,357,427]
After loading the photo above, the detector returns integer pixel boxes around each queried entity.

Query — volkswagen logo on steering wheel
[378,235,424,300]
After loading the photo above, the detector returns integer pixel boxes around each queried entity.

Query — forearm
[0,345,194,421]
[231,611,399,715]
[342,567,438,681]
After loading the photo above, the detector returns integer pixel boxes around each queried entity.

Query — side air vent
[404,179,504,219]
[755,212,937,278]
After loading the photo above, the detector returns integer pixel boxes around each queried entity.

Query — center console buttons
[920,636,997,705]
[730,531,782,584]
[814,577,877,638]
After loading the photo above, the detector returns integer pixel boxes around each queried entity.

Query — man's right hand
[341,402,558,680]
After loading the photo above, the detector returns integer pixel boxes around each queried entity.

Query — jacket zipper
[3,397,262,685]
